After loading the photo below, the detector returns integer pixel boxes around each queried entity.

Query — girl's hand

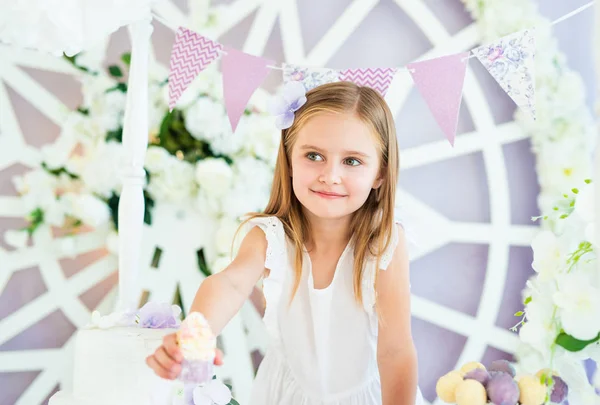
[146,333,224,380]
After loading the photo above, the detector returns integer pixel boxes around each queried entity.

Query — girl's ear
[372,176,383,189]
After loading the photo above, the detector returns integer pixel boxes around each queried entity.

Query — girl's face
[290,112,383,221]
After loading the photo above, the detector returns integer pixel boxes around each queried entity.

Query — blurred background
[0,0,597,404]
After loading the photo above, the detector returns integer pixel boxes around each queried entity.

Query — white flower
[194,189,222,217]
[81,75,126,132]
[553,272,600,340]
[147,158,196,203]
[239,114,280,163]
[519,291,557,351]
[193,380,232,405]
[530,230,565,281]
[574,183,595,223]
[184,97,229,142]
[40,135,76,170]
[4,230,28,249]
[62,193,110,227]
[71,141,124,198]
[535,139,591,195]
[145,146,171,173]
[195,158,233,197]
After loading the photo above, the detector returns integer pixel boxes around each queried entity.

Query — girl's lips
[311,190,347,199]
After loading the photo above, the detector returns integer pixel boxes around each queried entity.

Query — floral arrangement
[460,0,599,403]
[436,360,568,405]
[4,44,279,277]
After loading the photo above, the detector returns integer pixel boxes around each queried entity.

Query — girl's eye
[306,152,323,162]
[344,158,361,166]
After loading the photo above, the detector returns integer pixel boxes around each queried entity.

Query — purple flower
[138,301,181,329]
[267,81,307,130]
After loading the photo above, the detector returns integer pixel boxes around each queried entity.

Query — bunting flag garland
[221,46,273,132]
[407,52,469,146]
[167,27,223,111]
[164,21,547,144]
[282,63,340,92]
[338,67,398,97]
[472,28,537,121]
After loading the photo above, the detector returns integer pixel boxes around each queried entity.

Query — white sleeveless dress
[246,216,426,405]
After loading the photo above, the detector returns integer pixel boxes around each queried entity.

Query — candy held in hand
[464,368,491,387]
[486,372,520,405]
[436,371,464,403]
[517,375,546,405]
[455,379,487,405]
[176,312,217,384]
[177,312,216,362]
[488,359,516,378]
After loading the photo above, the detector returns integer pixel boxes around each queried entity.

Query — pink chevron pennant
[338,67,398,96]
[408,52,469,146]
[221,46,273,132]
[168,27,223,111]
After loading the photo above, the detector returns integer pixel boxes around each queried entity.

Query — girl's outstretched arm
[189,226,268,335]
[376,225,419,405]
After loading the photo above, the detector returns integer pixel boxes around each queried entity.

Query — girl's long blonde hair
[241,81,399,307]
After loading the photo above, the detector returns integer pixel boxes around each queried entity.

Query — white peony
[62,192,110,227]
[239,114,280,164]
[530,230,565,281]
[553,272,600,341]
[574,183,594,223]
[194,189,222,217]
[81,75,127,133]
[71,141,124,198]
[195,158,233,197]
[144,146,171,173]
[40,135,76,170]
[147,158,196,203]
[3,230,28,249]
[535,139,592,195]
[184,97,229,143]
[13,169,68,227]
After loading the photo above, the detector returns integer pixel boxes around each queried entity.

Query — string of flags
[162,1,592,147]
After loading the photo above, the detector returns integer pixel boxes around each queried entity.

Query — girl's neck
[304,212,352,252]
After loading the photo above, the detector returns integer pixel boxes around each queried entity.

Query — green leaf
[121,53,132,66]
[559,214,568,219]
[584,179,592,184]
[106,128,123,143]
[106,82,128,93]
[143,192,154,226]
[107,193,120,230]
[555,331,600,352]
[514,311,524,317]
[225,384,233,390]
[197,248,211,278]
[108,65,123,78]
[572,188,579,194]
[228,399,240,405]
[524,296,532,305]
[77,107,90,115]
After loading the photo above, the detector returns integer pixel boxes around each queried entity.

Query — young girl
[147,81,425,405]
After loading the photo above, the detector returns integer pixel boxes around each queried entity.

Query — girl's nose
[318,162,342,185]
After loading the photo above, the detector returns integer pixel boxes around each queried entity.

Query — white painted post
[117,17,153,311]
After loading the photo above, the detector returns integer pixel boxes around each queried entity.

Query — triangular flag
[282,63,340,92]
[408,52,469,146]
[168,27,223,111]
[338,68,398,97]
[221,46,273,132]
[473,28,536,120]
